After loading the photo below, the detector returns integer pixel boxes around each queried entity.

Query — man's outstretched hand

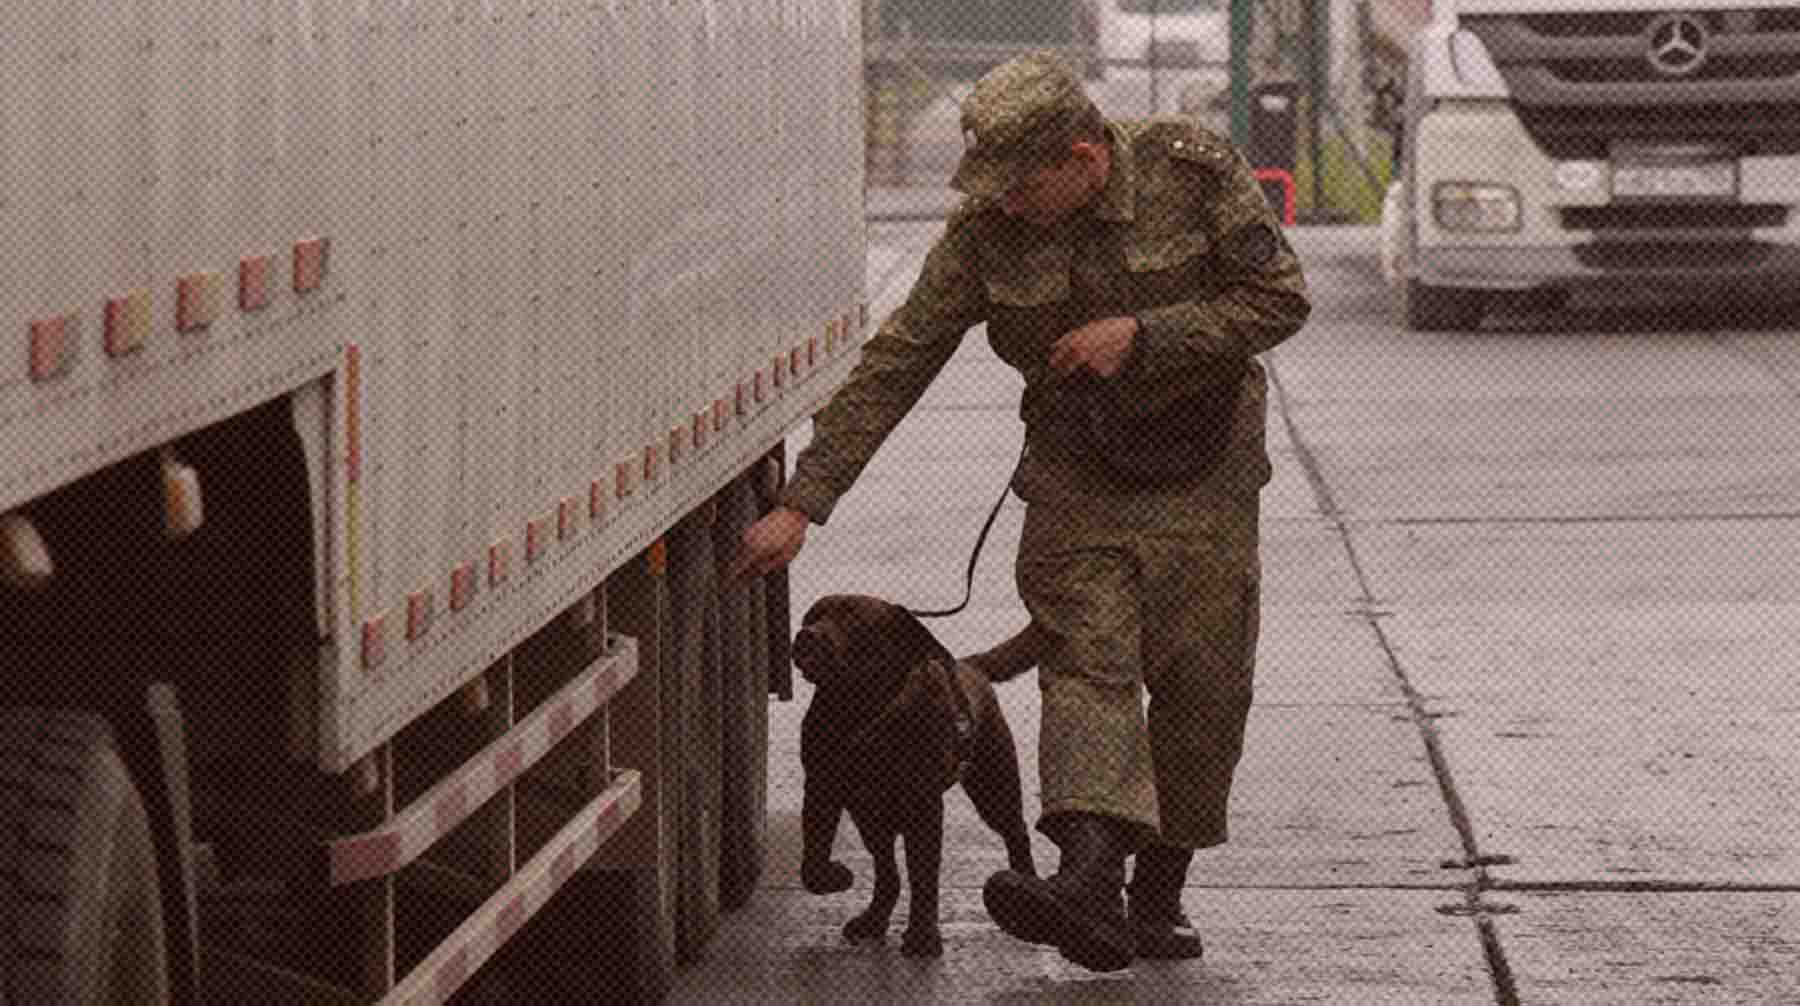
[727,506,809,583]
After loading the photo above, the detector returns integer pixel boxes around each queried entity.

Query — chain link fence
[864,0,1424,225]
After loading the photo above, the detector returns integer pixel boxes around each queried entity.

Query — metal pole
[1149,0,1160,115]
[1307,0,1329,217]
[1229,0,1252,147]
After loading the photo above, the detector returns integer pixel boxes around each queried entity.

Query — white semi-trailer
[1384,0,1800,329]
[0,2,865,1002]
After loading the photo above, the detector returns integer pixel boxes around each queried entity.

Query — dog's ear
[798,594,842,628]
[878,604,953,677]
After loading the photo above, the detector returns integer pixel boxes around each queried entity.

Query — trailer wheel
[1403,277,1487,332]
[1,711,170,1005]
[714,479,768,912]
[667,515,722,961]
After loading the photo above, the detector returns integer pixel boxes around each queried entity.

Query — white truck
[1382,0,1800,329]
[1,2,865,1003]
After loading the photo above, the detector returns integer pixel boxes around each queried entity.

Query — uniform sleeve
[779,212,989,524]
[1121,143,1311,386]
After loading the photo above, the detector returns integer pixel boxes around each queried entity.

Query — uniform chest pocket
[984,244,1074,368]
[1122,230,1213,309]
[984,243,1072,307]
[1123,230,1210,274]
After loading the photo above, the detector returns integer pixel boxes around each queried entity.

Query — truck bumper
[1411,102,1800,295]
[1417,242,1800,292]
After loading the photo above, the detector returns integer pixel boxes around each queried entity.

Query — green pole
[1229,0,1252,147]
[1150,0,1161,114]
[1308,0,1330,218]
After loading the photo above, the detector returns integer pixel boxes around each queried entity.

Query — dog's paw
[901,925,944,958]
[843,911,890,944]
[802,860,855,895]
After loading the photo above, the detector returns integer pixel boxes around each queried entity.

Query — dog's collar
[843,656,978,784]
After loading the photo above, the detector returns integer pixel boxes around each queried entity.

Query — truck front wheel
[1403,277,1487,332]
[1,711,170,1005]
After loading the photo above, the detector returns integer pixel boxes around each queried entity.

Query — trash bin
[1248,80,1301,220]
[1248,80,1301,175]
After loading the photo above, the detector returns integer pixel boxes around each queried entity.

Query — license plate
[1611,160,1737,200]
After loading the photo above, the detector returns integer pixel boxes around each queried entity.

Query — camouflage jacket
[781,118,1312,523]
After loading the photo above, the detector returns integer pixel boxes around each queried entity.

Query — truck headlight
[1433,183,1521,232]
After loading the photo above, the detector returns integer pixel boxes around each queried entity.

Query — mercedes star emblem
[1645,12,1710,78]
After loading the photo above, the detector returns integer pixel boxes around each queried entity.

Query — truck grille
[1514,102,1800,160]
[1462,12,1800,159]
[1549,53,1800,85]
[1518,10,1800,38]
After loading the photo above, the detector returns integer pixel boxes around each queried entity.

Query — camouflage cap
[951,51,1095,199]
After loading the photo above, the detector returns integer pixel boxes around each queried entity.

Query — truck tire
[1403,277,1486,332]
[758,449,794,703]
[1,711,169,1005]
[713,480,768,911]
[667,516,721,962]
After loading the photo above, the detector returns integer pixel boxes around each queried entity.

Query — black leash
[907,443,1024,620]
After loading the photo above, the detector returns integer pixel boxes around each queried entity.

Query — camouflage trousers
[1015,486,1261,851]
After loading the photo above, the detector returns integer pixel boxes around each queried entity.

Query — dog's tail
[963,621,1052,683]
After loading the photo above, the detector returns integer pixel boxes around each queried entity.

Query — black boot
[983,813,1136,972]
[1127,845,1204,960]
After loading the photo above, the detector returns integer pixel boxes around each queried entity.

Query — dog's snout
[792,624,836,682]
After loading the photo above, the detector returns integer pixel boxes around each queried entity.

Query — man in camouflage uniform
[730,52,1310,971]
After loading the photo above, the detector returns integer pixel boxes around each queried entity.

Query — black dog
[793,594,1047,956]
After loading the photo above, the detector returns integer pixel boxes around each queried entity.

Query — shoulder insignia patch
[1224,223,1279,269]
[1167,136,1225,166]
[1159,121,1231,165]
